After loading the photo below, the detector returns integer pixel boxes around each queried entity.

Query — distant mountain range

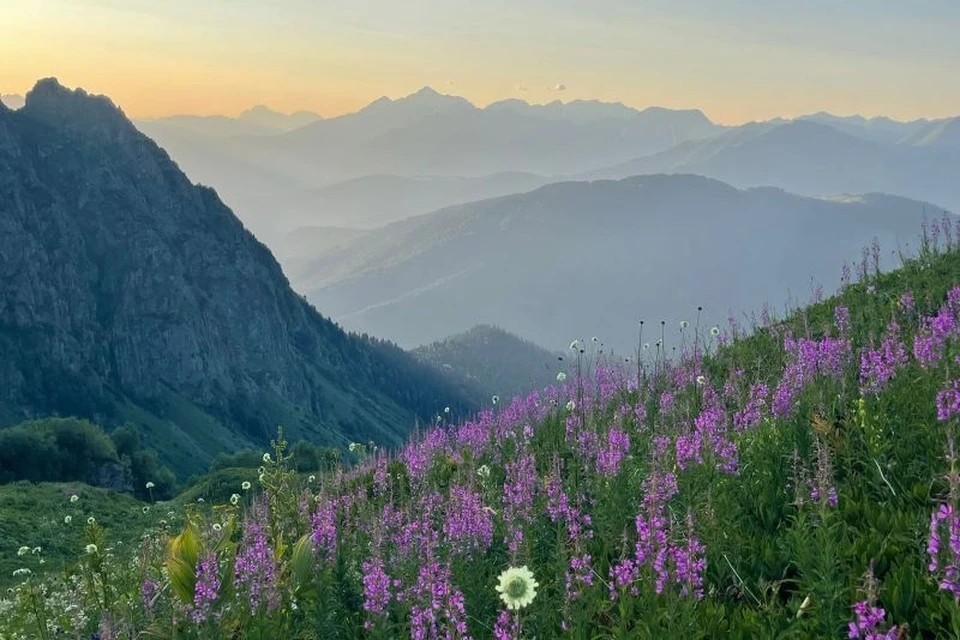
[413,325,562,403]
[132,87,723,243]
[0,79,474,476]
[128,88,960,255]
[582,120,960,213]
[291,174,945,352]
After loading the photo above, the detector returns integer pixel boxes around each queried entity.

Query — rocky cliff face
[0,79,472,474]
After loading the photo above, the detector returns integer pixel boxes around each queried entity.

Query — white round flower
[145,481,155,489]
[212,523,222,532]
[444,406,451,414]
[556,372,567,382]
[696,375,706,386]
[230,493,240,506]
[569,339,580,352]
[491,395,500,405]
[85,544,98,555]
[69,495,79,503]
[197,498,205,503]
[591,336,599,343]
[477,465,491,479]
[258,466,266,475]
[262,453,272,463]
[12,568,31,577]
[258,474,265,483]
[680,320,689,329]
[64,515,72,524]
[495,565,539,610]
[710,326,721,337]
[566,400,576,412]
[241,481,252,491]
[348,442,360,453]
[307,475,316,483]
[142,506,150,514]
[17,546,29,557]
[31,547,41,555]
[87,517,96,525]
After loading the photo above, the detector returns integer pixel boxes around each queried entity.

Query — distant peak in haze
[238,104,322,130]
[360,86,476,114]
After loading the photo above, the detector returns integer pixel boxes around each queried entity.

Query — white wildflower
[262,453,272,463]
[12,568,31,577]
[87,517,96,525]
[230,493,240,506]
[696,375,706,386]
[566,400,576,412]
[64,515,72,524]
[444,406,451,414]
[495,565,539,610]
[69,495,79,503]
[17,546,29,557]
[31,547,41,555]
[680,320,689,329]
[241,481,251,491]
[307,475,316,483]
[710,326,720,337]
[477,465,491,479]
[492,395,500,405]
[145,481,155,489]
[569,339,580,352]
[556,372,567,382]
[85,544,98,555]
[212,523,222,532]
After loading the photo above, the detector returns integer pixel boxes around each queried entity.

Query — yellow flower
[495,565,539,610]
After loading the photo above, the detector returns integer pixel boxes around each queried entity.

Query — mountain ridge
[0,78,475,475]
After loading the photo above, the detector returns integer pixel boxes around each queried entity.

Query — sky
[2,0,959,124]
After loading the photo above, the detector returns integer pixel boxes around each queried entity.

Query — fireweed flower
[936,380,960,422]
[191,553,221,623]
[496,566,539,610]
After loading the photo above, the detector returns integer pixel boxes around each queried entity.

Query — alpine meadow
[3,2,960,638]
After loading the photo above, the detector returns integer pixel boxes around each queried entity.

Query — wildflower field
[6,220,960,638]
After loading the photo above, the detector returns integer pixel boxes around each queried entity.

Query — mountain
[412,325,563,403]
[134,89,722,242]
[797,112,933,144]
[900,117,960,149]
[0,94,24,110]
[237,105,322,131]
[291,174,944,352]
[583,120,960,212]
[0,79,474,476]
[250,172,552,243]
[137,106,322,138]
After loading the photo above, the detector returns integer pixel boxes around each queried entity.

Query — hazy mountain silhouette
[250,172,553,245]
[292,174,943,352]
[797,112,933,144]
[134,88,722,242]
[900,117,960,149]
[413,325,563,402]
[0,79,474,474]
[584,120,960,212]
